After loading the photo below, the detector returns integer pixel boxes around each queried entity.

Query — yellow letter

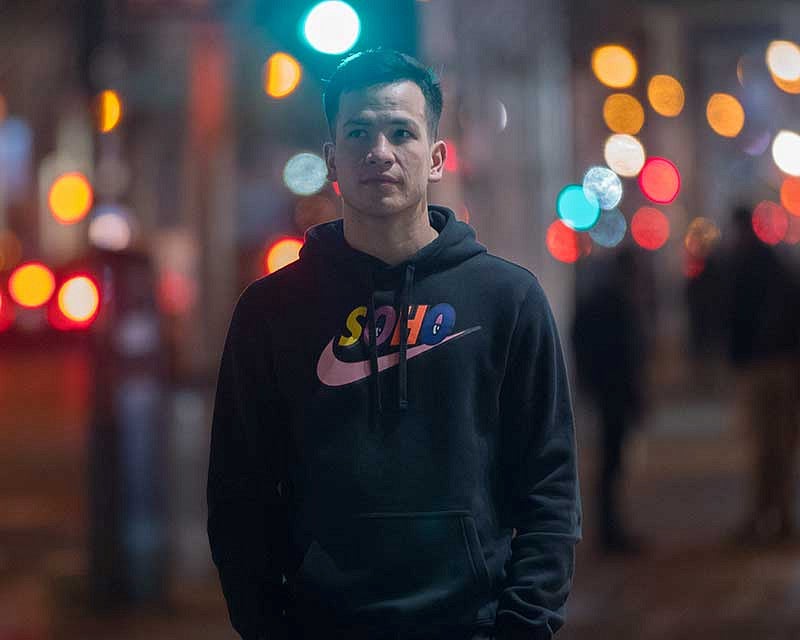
[338,306,367,346]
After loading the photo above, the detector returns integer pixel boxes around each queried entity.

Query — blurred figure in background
[572,247,648,553]
[723,205,800,545]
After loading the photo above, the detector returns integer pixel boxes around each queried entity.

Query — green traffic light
[302,1,361,55]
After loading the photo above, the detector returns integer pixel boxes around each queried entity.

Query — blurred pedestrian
[724,205,800,545]
[207,48,582,640]
[572,247,648,553]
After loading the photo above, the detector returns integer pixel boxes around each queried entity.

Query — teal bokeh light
[556,184,601,231]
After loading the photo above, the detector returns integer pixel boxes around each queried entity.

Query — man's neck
[342,202,439,266]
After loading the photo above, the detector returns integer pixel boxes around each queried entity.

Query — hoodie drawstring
[366,270,382,421]
[365,263,415,423]
[397,263,414,410]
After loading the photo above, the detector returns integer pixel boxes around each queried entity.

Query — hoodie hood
[300,205,486,418]
[299,205,486,279]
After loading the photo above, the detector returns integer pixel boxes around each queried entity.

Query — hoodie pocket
[291,509,491,626]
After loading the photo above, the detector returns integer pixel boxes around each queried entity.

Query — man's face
[324,81,446,219]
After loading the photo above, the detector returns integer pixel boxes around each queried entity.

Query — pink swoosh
[316,326,482,387]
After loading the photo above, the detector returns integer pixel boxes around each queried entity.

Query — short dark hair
[322,48,443,142]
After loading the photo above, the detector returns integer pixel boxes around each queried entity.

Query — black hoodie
[207,206,582,640]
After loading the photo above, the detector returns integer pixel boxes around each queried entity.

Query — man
[207,48,582,640]
[571,248,647,553]
[723,206,800,545]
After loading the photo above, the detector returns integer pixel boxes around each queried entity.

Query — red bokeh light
[638,157,681,204]
[546,220,586,263]
[0,290,14,332]
[331,181,341,196]
[157,270,198,316]
[444,139,460,173]
[784,213,800,245]
[752,201,788,245]
[684,253,706,278]
[631,206,670,250]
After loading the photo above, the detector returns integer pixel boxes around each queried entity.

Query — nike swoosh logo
[317,326,482,387]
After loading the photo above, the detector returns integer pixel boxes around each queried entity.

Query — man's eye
[396,129,412,138]
[347,130,366,138]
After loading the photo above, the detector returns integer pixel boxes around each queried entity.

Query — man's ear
[429,139,447,183]
[323,142,337,182]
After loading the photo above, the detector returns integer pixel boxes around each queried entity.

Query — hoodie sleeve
[494,280,582,640]
[207,285,290,640]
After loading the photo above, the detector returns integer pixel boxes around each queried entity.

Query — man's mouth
[362,177,400,184]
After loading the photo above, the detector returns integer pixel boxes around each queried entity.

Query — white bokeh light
[303,2,361,55]
[88,206,133,251]
[604,134,646,177]
[766,40,800,81]
[772,130,800,176]
[582,166,623,210]
[283,153,328,196]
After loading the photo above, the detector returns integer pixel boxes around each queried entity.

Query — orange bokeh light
[647,74,685,117]
[780,177,800,216]
[771,72,800,94]
[266,238,303,274]
[49,172,93,224]
[591,45,638,88]
[9,262,56,308]
[97,90,123,133]
[264,52,302,99]
[631,207,670,250]
[603,93,645,135]
[706,93,745,138]
[638,157,681,204]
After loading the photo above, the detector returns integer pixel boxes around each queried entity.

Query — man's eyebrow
[343,117,419,129]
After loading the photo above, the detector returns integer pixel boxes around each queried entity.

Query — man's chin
[348,197,412,217]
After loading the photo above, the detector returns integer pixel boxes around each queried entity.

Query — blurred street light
[766,40,800,81]
[603,93,644,134]
[302,1,361,55]
[604,134,646,177]
[772,130,800,176]
[265,238,303,274]
[51,274,101,329]
[631,207,670,250]
[638,157,681,204]
[9,262,56,308]
[706,93,745,138]
[264,52,302,99]
[647,75,685,117]
[49,172,94,224]
[96,89,123,133]
[591,45,638,88]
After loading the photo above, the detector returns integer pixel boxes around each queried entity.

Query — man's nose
[366,135,393,165]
